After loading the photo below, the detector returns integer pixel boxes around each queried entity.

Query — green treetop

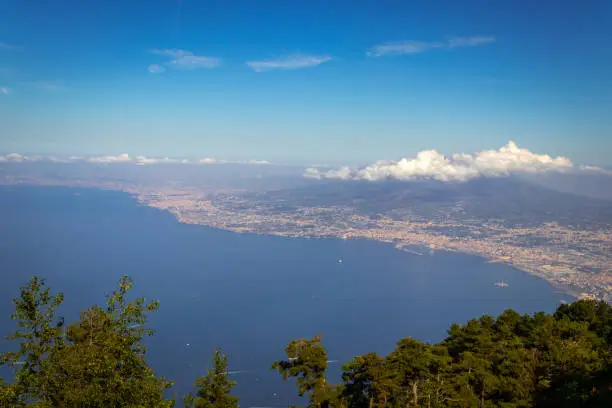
[184,348,239,408]
[0,276,173,408]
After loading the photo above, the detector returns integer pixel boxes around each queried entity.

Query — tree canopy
[184,348,239,408]
[1,276,173,408]
[1,276,611,407]
[273,305,612,408]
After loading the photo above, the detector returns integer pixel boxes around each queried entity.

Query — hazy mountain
[246,176,612,227]
[518,172,612,201]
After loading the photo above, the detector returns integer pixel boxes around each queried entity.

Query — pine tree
[342,352,393,408]
[0,276,65,406]
[272,335,337,408]
[184,348,239,408]
[384,338,451,408]
[0,276,174,407]
[0,377,19,407]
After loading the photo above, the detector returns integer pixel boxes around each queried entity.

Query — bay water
[0,186,572,406]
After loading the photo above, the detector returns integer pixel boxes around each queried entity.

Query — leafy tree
[184,348,239,408]
[0,276,65,406]
[534,320,608,407]
[272,335,337,408]
[0,377,19,407]
[0,276,173,407]
[555,300,612,346]
[342,352,393,408]
[384,338,450,408]
[3,277,612,408]
[45,276,174,407]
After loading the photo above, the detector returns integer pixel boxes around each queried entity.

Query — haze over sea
[0,186,573,406]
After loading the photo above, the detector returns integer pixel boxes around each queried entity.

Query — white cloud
[367,41,443,57]
[447,36,496,48]
[47,156,72,163]
[305,141,579,182]
[86,154,181,165]
[148,64,166,74]
[0,87,9,94]
[198,157,220,164]
[0,153,31,162]
[87,154,132,164]
[134,156,161,165]
[73,154,271,166]
[0,152,272,166]
[169,55,220,70]
[368,36,496,57]
[149,49,221,72]
[134,156,179,165]
[247,55,332,72]
[245,159,271,165]
[579,165,612,176]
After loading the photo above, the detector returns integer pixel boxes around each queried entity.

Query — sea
[0,186,573,407]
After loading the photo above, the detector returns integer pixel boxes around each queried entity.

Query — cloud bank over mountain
[304,141,603,182]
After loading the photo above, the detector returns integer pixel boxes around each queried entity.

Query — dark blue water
[0,186,572,406]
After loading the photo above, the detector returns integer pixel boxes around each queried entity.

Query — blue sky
[0,0,610,165]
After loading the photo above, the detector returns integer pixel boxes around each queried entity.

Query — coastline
[0,182,602,302]
[144,199,581,301]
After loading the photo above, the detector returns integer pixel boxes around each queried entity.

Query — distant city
[2,163,610,303]
[145,191,612,303]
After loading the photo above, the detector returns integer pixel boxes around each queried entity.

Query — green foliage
[272,335,338,407]
[274,301,612,408]
[0,276,65,406]
[2,277,611,408]
[1,276,173,407]
[0,377,18,407]
[342,352,393,408]
[184,348,239,408]
[554,300,612,346]
[384,339,451,408]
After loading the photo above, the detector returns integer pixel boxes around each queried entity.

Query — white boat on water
[494,281,509,287]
